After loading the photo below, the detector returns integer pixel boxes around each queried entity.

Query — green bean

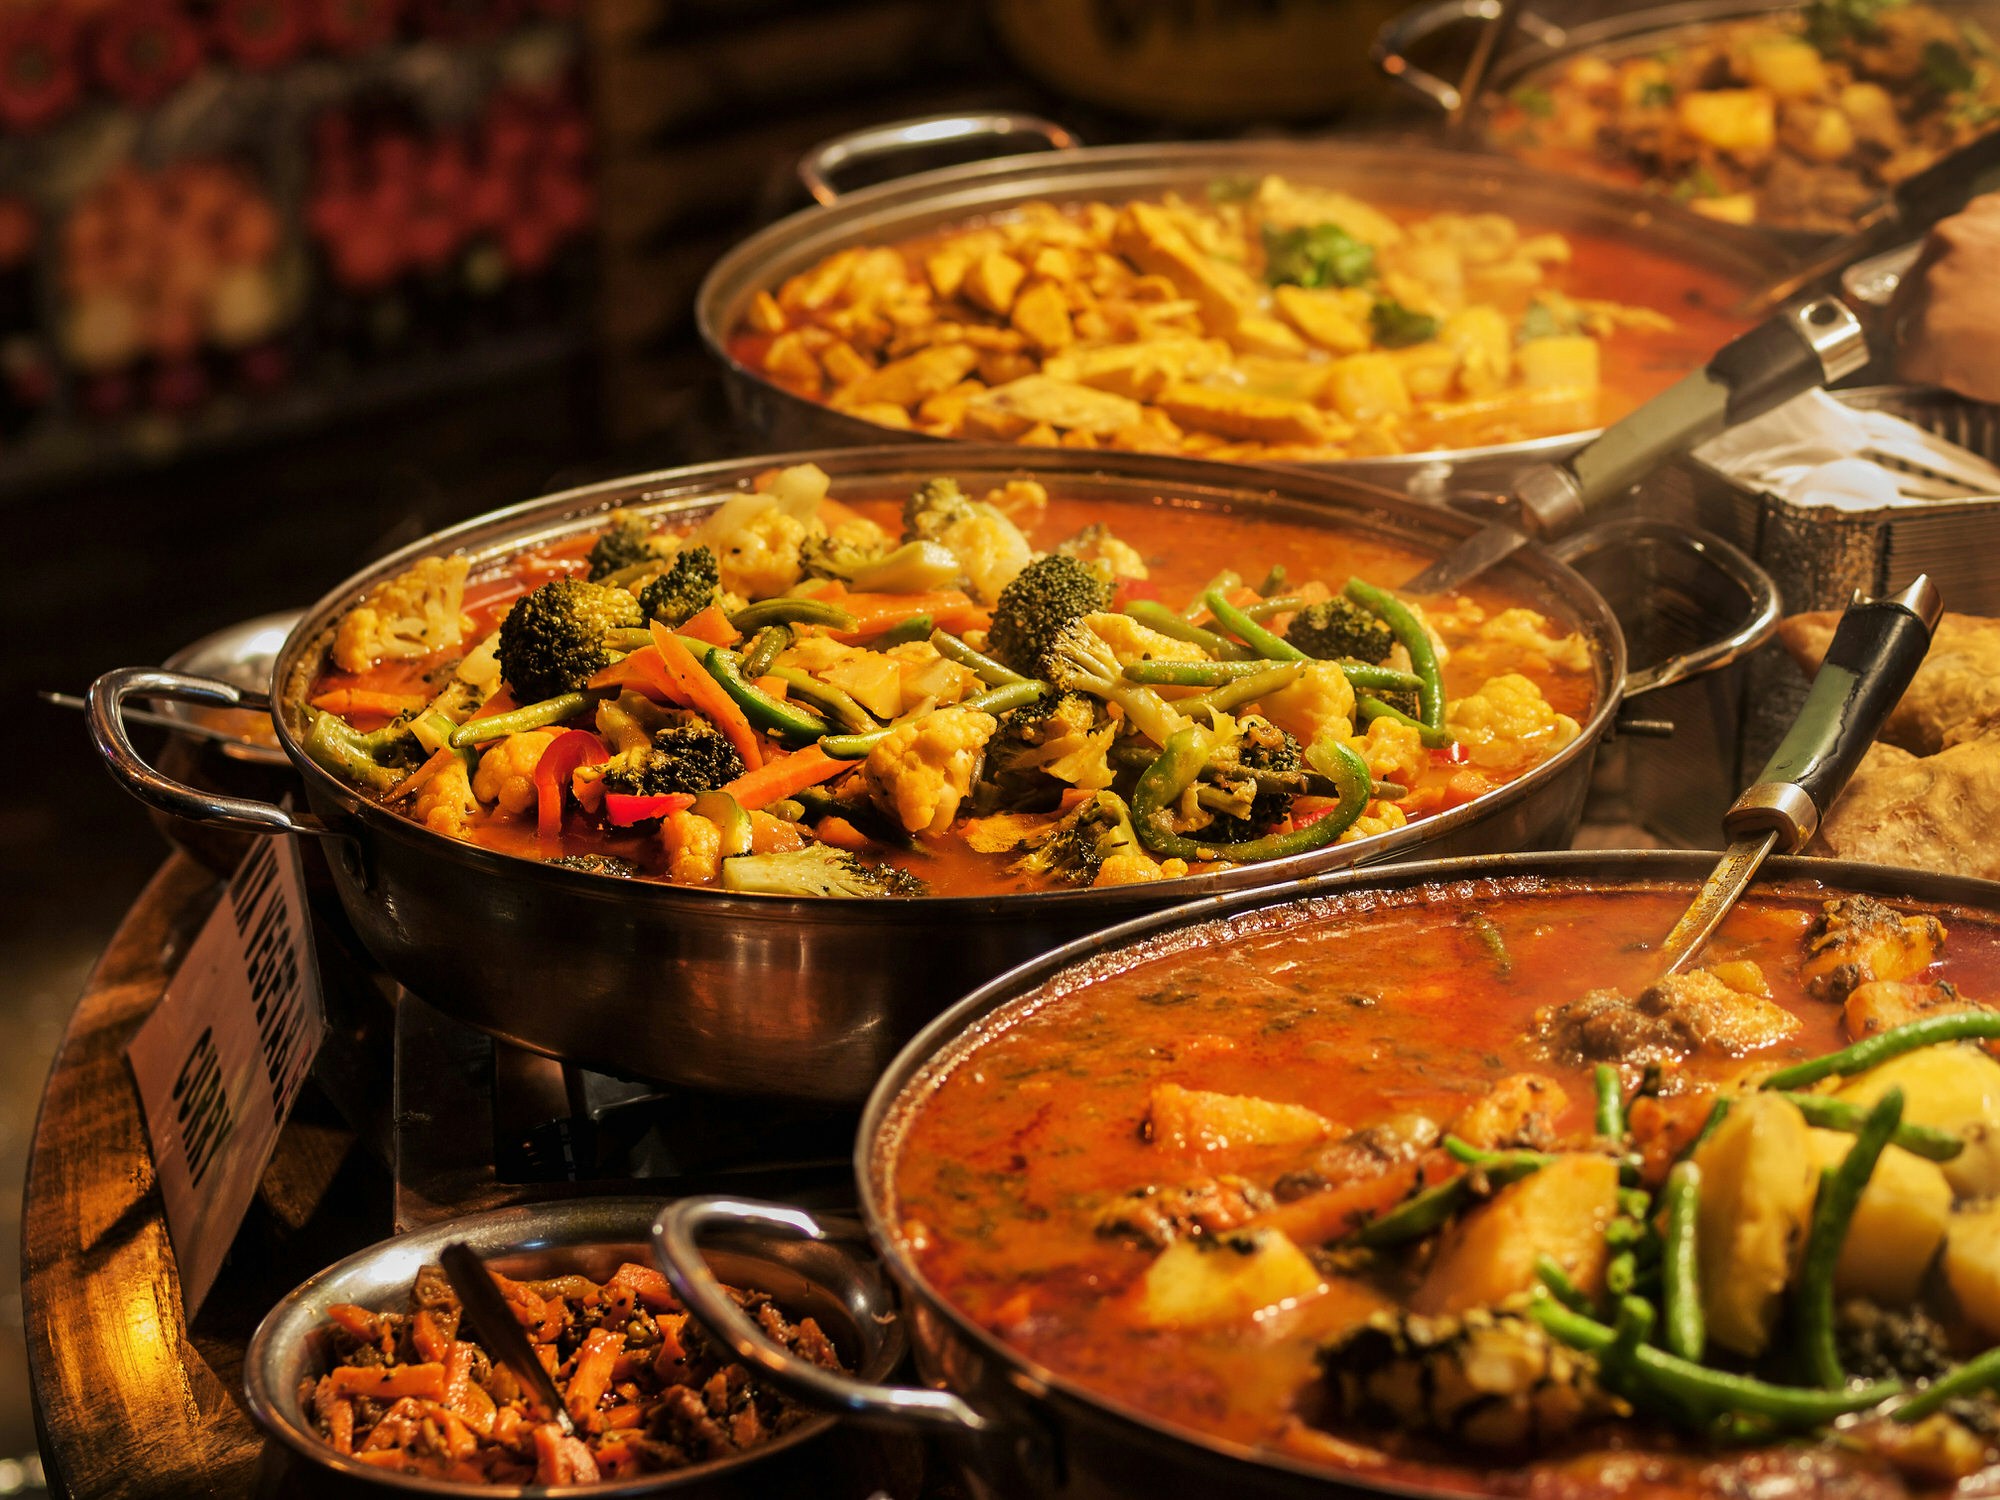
[931,629,1026,687]
[1529,1295,1902,1427]
[728,597,858,633]
[870,613,934,647]
[1442,1134,1553,1170]
[1243,593,1308,622]
[704,648,827,744]
[1356,692,1455,749]
[1345,577,1446,732]
[1662,1161,1704,1362]
[1355,1155,1546,1247]
[1798,1088,1903,1388]
[451,692,590,747]
[1132,729,1372,865]
[1894,1347,2000,1423]
[1177,663,1307,720]
[741,625,790,680]
[1762,1013,2000,1092]
[819,680,1046,760]
[604,628,656,652]
[1123,601,1252,660]
[1606,1296,1656,1371]
[1124,659,1293,687]
[1257,564,1288,597]
[768,669,878,734]
[1464,911,1511,977]
[1605,1250,1637,1296]
[1203,588,1307,662]
[1534,1254,1592,1313]
[1618,1187,1651,1219]
[1595,1064,1624,1140]
[1683,1096,1733,1161]
[1183,570,1241,619]
[1770,1091,1964,1162]
[1341,663,1427,692]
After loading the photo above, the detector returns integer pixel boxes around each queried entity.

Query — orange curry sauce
[884,882,2000,1493]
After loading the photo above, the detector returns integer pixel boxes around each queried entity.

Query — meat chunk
[1802,896,1945,1002]
[1533,965,1800,1068]
[1094,1176,1273,1250]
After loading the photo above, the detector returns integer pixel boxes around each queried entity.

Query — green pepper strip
[1243,593,1308,623]
[303,712,405,793]
[1534,1255,1592,1313]
[931,629,1026,686]
[1345,577,1446,732]
[1203,588,1307,662]
[703,647,828,744]
[1662,1161,1704,1362]
[1123,658,1423,692]
[1123,601,1252,660]
[1895,1346,2000,1423]
[728,597,858,633]
[1130,728,1371,864]
[1356,692,1455,749]
[451,692,591,747]
[1355,1155,1545,1248]
[1176,664,1307,721]
[767,669,878,734]
[741,625,790,680]
[819,680,1046,760]
[1770,1092,1964,1161]
[1761,1013,2000,1091]
[1595,1064,1624,1139]
[869,613,934,647]
[1797,1087,1903,1389]
[1528,1294,1902,1427]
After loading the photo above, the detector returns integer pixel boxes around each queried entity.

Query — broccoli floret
[987,554,1114,675]
[799,529,891,580]
[496,577,646,703]
[975,691,1109,813]
[546,853,640,878]
[1043,619,1188,747]
[586,509,662,581]
[301,708,424,793]
[902,476,978,542]
[1013,791,1144,887]
[1198,715,1304,842]
[720,843,927,898]
[1375,686,1421,719]
[1286,598,1394,664]
[599,719,745,799]
[801,534,962,594]
[638,545,722,627]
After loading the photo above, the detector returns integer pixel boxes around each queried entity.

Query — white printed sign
[127,835,325,1312]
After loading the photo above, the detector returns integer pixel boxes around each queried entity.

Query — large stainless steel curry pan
[86,447,1774,1105]
[697,128,1778,502]
[655,850,2000,1499]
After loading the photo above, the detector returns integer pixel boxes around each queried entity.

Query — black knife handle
[1724,576,1943,851]
[1708,301,1856,425]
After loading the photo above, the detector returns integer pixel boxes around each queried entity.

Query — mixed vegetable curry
[886,881,2000,1494]
[727,175,1745,464]
[296,464,1596,897]
[1490,0,2000,232]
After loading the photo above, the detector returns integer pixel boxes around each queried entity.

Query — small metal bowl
[160,610,302,768]
[243,1197,906,1496]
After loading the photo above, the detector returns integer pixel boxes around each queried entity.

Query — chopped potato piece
[1946,1201,2000,1338]
[839,344,980,410]
[966,375,1146,437]
[1746,40,1830,100]
[1807,1129,1951,1304]
[1413,1154,1618,1316]
[1137,1228,1323,1328]
[1516,337,1600,394]
[1324,353,1412,423]
[962,251,1027,316]
[1152,383,1330,445]
[1010,280,1074,353]
[1691,1093,1817,1356]
[1273,284,1373,354]
[1677,90,1777,157]
[1147,1082,1332,1154]
[1837,1045,2000,1200]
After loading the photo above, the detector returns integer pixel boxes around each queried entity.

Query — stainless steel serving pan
[697,127,1778,502]
[87,446,1775,1104]
[655,849,2000,1500]
[242,1196,904,1496]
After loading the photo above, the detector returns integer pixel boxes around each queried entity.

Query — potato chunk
[1412,1154,1618,1316]
[1137,1228,1323,1327]
[1147,1082,1332,1154]
[965,375,1144,437]
[1745,40,1830,100]
[1691,1094,1817,1356]
[1837,1045,2000,1199]
[1677,89,1777,157]
[1516,336,1600,393]
[1807,1129,1950,1304]
[839,344,980,410]
[1152,383,1330,445]
[1946,1203,2000,1337]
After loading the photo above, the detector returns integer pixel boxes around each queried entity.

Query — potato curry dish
[295,464,1595,897]
[1490,0,2000,233]
[886,881,2000,1495]
[726,175,1744,464]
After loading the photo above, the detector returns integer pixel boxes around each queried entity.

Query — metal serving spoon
[438,1241,575,1437]
[1655,573,1943,977]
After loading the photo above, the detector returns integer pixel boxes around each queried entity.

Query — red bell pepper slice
[534,729,607,842]
[601,792,694,828]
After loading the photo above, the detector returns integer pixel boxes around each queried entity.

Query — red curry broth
[882,880,2000,1490]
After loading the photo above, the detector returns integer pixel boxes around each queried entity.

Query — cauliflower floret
[1082,611,1207,667]
[1340,798,1409,844]
[884,641,978,712]
[331,555,471,672]
[471,731,556,817]
[662,808,723,884]
[859,706,999,835]
[939,510,1034,605]
[695,498,811,599]
[981,479,1049,527]
[827,514,891,556]
[412,759,478,837]
[1447,673,1581,773]
[1455,607,1591,680]
[1259,660,1357,745]
[1358,715,1427,784]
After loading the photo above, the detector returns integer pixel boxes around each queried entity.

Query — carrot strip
[564,1327,624,1427]
[719,745,848,809]
[648,622,764,771]
[327,1362,447,1401]
[754,675,789,700]
[824,590,987,642]
[384,745,460,803]
[465,689,518,722]
[606,1261,678,1312]
[410,1308,450,1364]
[678,604,741,647]
[309,688,428,717]
[325,1304,382,1342]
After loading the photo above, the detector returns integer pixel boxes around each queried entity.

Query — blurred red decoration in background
[211,0,310,69]
[0,6,82,131]
[92,0,204,107]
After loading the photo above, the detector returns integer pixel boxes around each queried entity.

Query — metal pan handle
[88,667,322,838]
[653,1197,992,1435]
[1370,0,1566,114]
[1547,521,1781,700]
[797,112,1081,207]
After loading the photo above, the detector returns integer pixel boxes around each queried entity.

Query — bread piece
[1780,611,2000,754]
[1817,733,2000,879]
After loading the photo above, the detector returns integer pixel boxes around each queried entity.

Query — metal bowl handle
[1370,0,1565,114]
[1548,521,1781,700]
[88,667,314,837]
[653,1196,992,1435]
[797,112,1081,207]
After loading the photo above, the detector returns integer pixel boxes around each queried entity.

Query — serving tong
[438,1240,576,1438]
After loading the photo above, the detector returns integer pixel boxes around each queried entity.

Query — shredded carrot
[410,1308,450,1364]
[826,590,988,642]
[386,745,460,802]
[754,675,789,700]
[648,622,764,771]
[677,604,740,647]
[718,744,848,809]
[309,688,427,717]
[564,1328,624,1428]
[328,1362,447,1401]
